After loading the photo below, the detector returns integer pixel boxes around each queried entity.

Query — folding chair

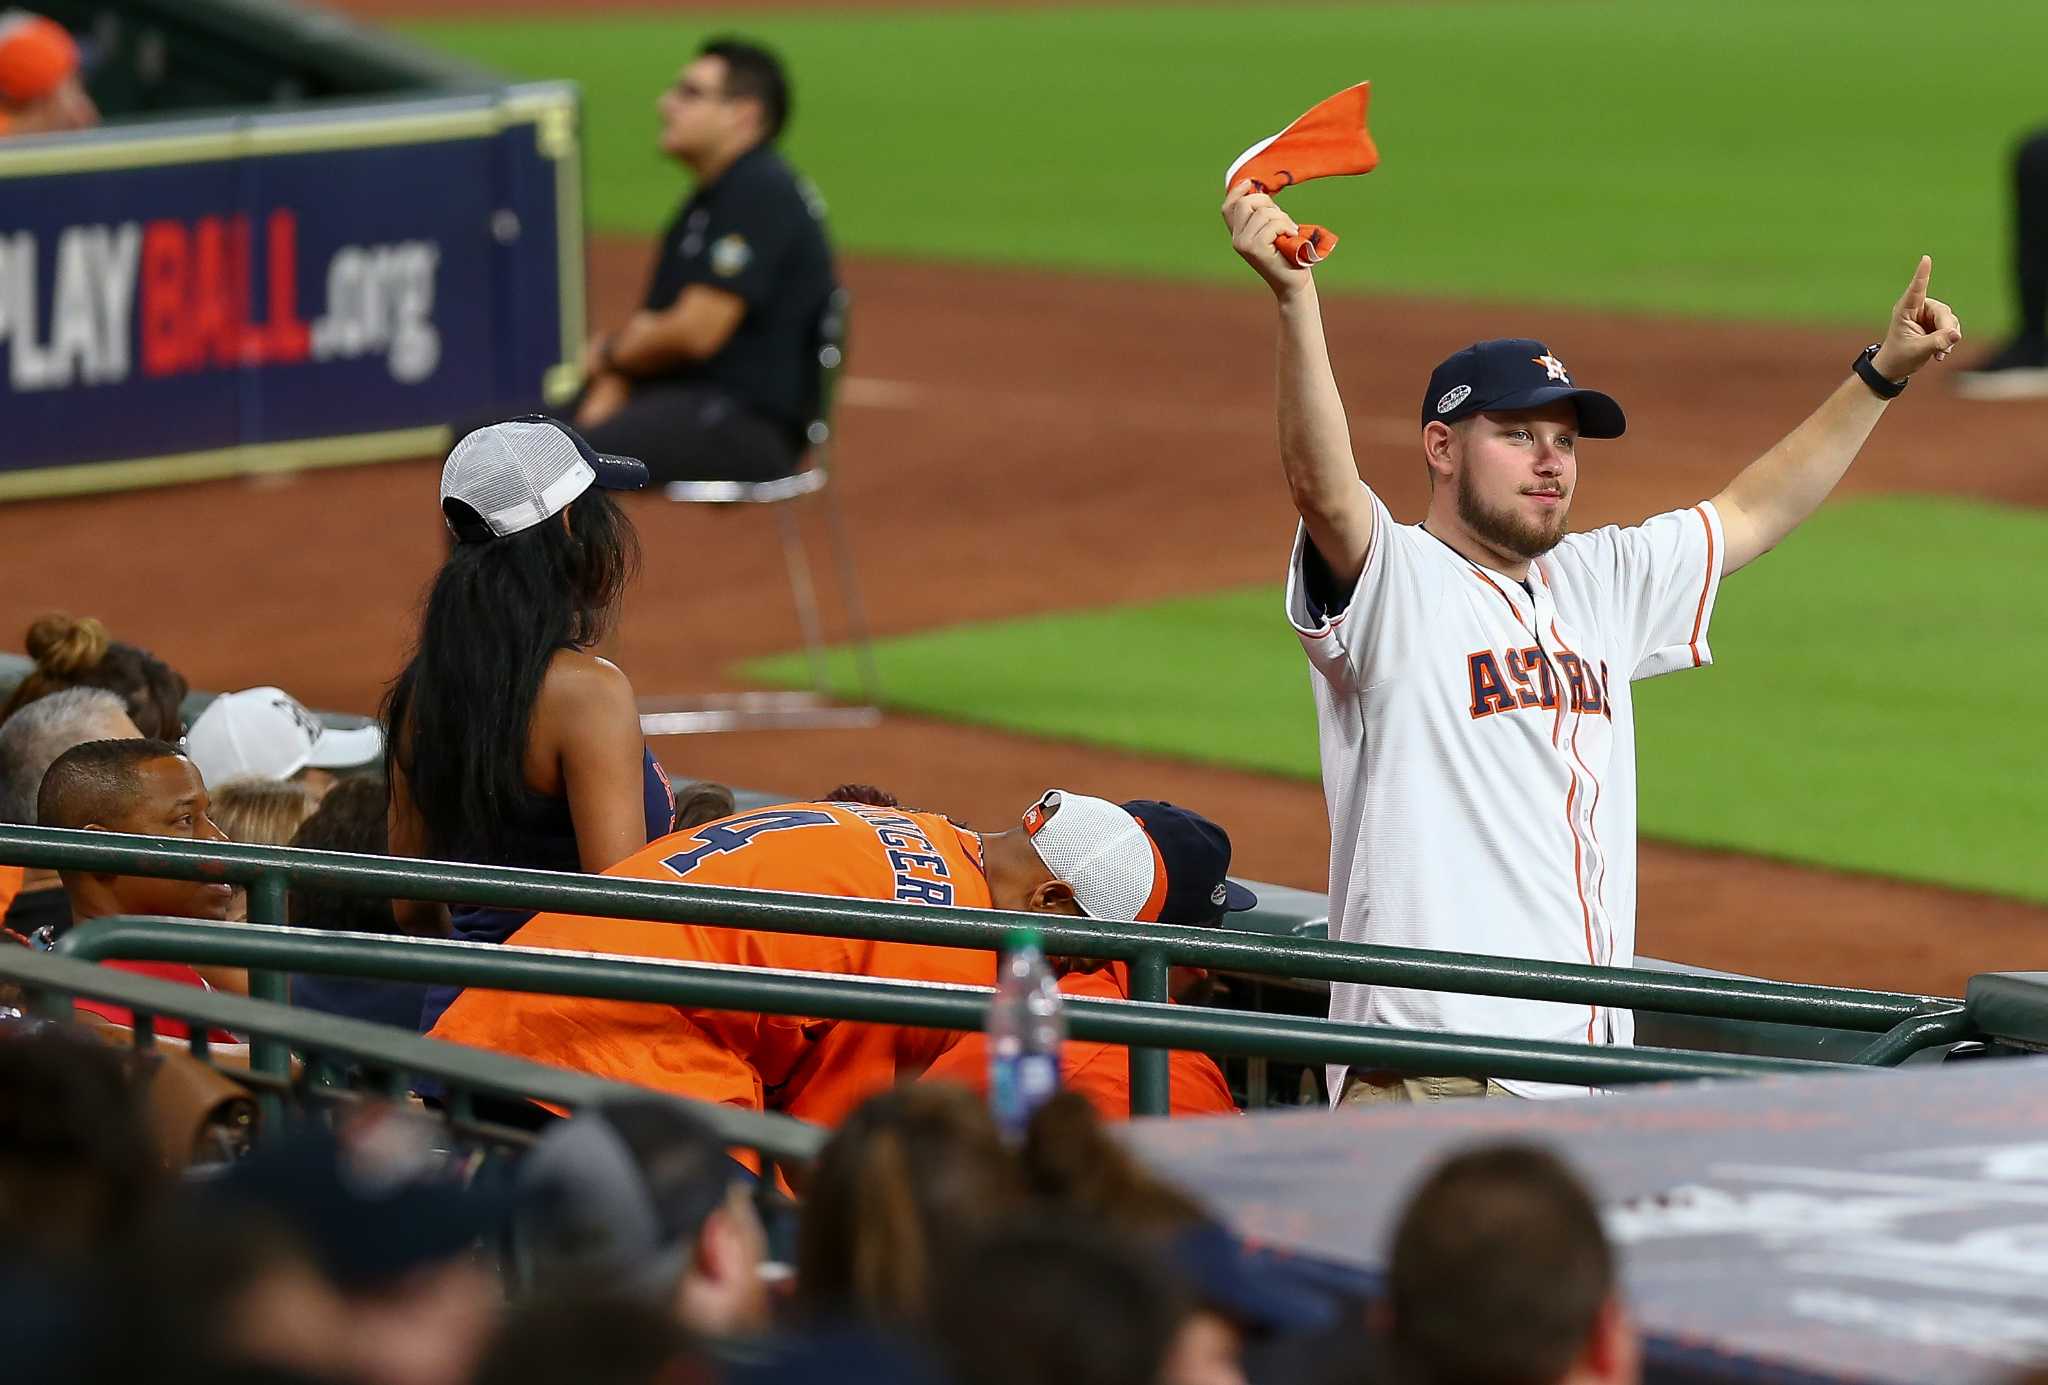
[638,288,882,735]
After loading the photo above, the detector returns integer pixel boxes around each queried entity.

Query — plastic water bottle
[988,928,1064,1140]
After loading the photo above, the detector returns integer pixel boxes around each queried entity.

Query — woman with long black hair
[383,418,676,1029]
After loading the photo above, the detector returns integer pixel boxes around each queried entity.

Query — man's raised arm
[1712,256,1963,576]
[1225,181,1376,589]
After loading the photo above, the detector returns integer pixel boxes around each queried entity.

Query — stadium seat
[638,288,882,735]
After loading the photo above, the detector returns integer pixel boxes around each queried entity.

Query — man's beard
[1457,467,1570,560]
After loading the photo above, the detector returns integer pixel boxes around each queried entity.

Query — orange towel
[1225,83,1379,267]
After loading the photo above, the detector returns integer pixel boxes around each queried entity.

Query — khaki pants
[1338,1071,1515,1105]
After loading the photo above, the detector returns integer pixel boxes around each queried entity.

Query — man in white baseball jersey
[1221,180,1963,1102]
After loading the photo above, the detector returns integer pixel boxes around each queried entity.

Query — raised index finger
[1901,254,1932,309]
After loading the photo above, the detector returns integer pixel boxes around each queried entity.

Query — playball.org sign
[0,212,440,390]
[0,87,577,493]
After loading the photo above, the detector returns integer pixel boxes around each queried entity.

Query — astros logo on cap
[1534,354,1571,383]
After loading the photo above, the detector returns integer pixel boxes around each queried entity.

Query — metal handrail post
[243,872,293,1096]
[1129,949,1171,1117]
[1849,1007,1974,1066]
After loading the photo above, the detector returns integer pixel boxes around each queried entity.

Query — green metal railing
[0,825,1971,1114]
[54,919,1848,1093]
[0,946,824,1164]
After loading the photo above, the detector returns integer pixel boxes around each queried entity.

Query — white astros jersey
[1286,488,1725,1098]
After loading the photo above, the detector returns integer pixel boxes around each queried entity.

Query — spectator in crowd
[211,778,321,850]
[796,1083,1026,1331]
[210,777,321,934]
[674,777,738,829]
[196,1113,508,1385]
[0,11,96,138]
[0,687,139,942]
[383,416,675,1030]
[1018,1093,1334,1385]
[1380,1143,1638,1385]
[184,684,384,801]
[0,1028,159,1267]
[288,777,440,1030]
[37,738,240,1042]
[575,37,837,486]
[913,799,1253,1124]
[1956,128,2048,399]
[472,1297,712,1385]
[105,1202,358,1384]
[925,1218,1192,1385]
[822,783,899,807]
[0,613,187,741]
[510,1096,772,1341]
[1021,1092,1208,1226]
[427,789,1177,1116]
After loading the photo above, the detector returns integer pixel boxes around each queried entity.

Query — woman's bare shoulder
[535,649,636,720]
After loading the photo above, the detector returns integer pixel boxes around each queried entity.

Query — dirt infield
[4,235,2043,995]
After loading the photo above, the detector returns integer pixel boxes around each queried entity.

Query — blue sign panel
[0,84,580,496]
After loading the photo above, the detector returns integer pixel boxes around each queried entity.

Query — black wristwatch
[1853,343,1906,400]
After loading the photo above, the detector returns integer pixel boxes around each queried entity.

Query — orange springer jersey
[428,802,997,1111]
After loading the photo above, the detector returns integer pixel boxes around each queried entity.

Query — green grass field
[748,497,2048,903]
[407,0,2046,328]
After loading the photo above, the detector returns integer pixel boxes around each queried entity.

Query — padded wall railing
[0,946,824,1165]
[0,826,1973,1112]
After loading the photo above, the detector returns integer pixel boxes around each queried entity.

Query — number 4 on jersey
[660,808,837,877]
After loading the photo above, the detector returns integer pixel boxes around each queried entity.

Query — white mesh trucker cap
[1021,789,1168,923]
[185,686,383,785]
[439,416,649,542]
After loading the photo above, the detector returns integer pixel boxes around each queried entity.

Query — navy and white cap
[1122,800,1258,927]
[1422,339,1626,439]
[440,415,649,542]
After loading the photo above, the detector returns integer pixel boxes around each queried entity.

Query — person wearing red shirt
[36,738,237,1042]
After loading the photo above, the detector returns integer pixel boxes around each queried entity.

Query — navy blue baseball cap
[1122,800,1258,926]
[1422,338,1626,439]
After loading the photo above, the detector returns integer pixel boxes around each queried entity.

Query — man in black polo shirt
[577,38,836,485]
